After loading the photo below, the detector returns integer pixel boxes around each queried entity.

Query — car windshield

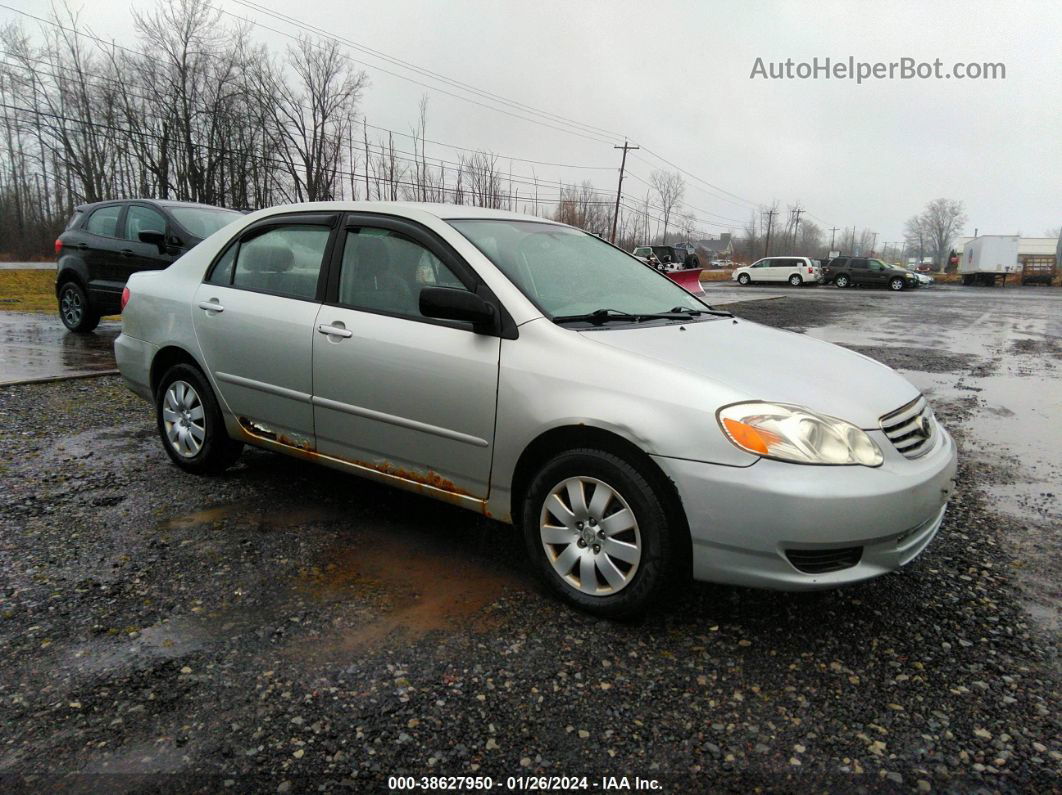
[449,219,706,322]
[169,207,242,239]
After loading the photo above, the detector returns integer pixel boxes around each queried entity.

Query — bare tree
[905,198,966,269]
[553,181,609,234]
[263,36,367,202]
[650,169,684,244]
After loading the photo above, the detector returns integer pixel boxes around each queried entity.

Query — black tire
[155,363,243,474]
[834,274,850,288]
[737,273,751,286]
[889,277,905,291]
[521,448,675,618]
[788,273,803,287]
[58,280,101,333]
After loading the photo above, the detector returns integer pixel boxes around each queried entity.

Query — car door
[80,203,128,299]
[756,257,781,282]
[192,213,337,450]
[122,203,178,278]
[750,259,770,281]
[311,215,501,499]
[866,259,890,286]
[849,258,869,285]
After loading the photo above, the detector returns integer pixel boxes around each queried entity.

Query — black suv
[55,199,243,331]
[823,256,918,291]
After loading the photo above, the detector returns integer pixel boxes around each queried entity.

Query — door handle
[317,323,352,339]
[120,249,134,258]
[198,300,224,313]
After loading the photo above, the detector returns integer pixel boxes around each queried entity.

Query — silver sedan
[115,202,957,616]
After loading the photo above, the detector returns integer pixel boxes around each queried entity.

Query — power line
[0,0,813,232]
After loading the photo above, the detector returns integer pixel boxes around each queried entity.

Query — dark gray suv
[55,199,242,331]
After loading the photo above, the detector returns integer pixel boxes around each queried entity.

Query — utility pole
[763,208,776,257]
[828,226,839,251]
[871,231,878,255]
[610,139,638,244]
[791,207,804,249]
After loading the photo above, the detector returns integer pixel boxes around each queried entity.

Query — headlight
[717,402,883,466]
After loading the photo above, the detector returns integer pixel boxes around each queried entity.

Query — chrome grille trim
[880,396,934,459]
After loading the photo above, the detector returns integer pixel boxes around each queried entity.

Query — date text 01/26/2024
[387,775,663,791]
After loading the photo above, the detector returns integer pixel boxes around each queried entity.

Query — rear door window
[228,225,331,301]
[851,258,868,270]
[84,205,122,238]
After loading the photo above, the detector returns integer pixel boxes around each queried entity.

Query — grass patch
[0,269,57,312]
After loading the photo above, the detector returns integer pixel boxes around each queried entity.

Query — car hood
[580,318,919,429]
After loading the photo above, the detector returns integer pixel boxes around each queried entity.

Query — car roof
[238,201,568,225]
[74,198,242,212]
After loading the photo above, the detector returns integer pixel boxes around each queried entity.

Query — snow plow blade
[666,268,705,297]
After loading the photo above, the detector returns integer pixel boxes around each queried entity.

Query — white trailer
[960,235,1021,286]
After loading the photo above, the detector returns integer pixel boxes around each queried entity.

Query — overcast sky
[7,0,1061,243]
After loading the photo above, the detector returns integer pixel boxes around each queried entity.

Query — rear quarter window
[65,211,84,230]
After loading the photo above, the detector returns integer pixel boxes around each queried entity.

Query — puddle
[0,311,119,384]
[296,524,525,658]
[162,497,526,660]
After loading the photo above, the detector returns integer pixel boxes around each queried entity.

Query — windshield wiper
[665,306,734,318]
[553,308,684,325]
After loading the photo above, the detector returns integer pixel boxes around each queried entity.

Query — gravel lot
[0,288,1059,791]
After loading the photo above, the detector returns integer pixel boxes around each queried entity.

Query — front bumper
[653,425,957,590]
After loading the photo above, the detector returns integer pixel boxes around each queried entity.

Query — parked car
[825,256,919,290]
[633,244,699,272]
[116,203,956,616]
[732,256,822,286]
[904,267,934,286]
[55,199,243,331]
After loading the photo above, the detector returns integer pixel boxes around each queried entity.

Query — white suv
[734,257,822,286]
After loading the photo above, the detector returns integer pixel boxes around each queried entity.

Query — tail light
[120,286,130,312]
[54,238,63,255]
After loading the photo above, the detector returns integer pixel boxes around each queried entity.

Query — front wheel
[156,363,243,474]
[737,273,751,286]
[522,449,674,618]
[58,281,100,333]
[889,277,905,291]
[788,274,803,287]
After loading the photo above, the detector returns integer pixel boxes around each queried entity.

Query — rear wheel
[737,273,751,286]
[156,363,243,474]
[522,448,674,618]
[58,281,100,333]
[834,274,850,288]
[889,277,905,291]
[788,273,803,287]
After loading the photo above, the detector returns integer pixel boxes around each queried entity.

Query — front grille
[880,395,934,459]
[786,546,863,574]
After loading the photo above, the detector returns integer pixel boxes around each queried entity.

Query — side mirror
[138,229,166,250]
[419,287,497,334]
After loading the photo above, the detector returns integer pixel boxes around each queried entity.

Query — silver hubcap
[162,380,206,458]
[61,288,82,326]
[891,280,903,290]
[539,476,641,597]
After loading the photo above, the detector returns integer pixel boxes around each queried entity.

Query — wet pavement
[0,262,54,270]
[0,286,1059,790]
[0,312,120,385]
